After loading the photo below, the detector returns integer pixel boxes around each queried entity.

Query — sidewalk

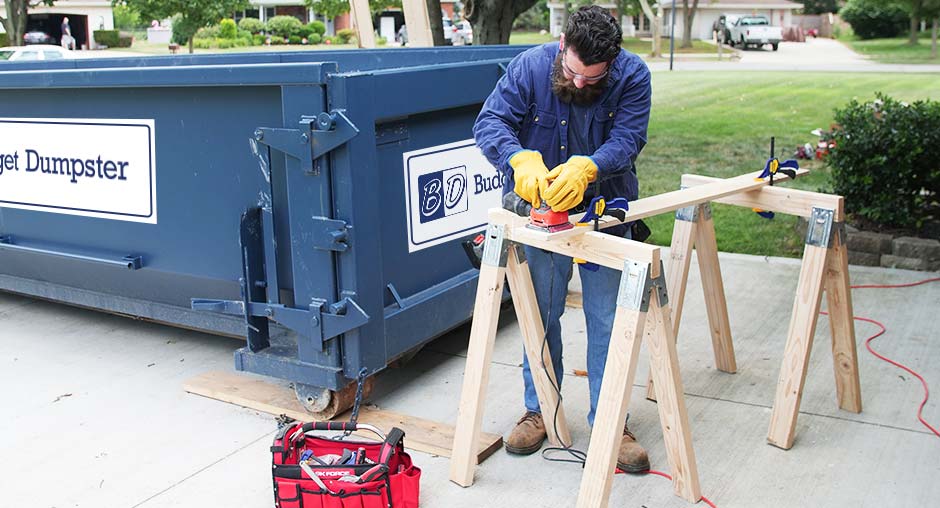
[0,252,937,507]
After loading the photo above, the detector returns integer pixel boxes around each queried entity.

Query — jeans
[521,237,626,428]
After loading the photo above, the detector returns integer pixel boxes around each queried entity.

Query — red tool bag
[271,421,421,508]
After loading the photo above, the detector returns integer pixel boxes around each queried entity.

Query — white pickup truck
[728,16,782,51]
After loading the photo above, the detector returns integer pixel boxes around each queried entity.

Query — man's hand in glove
[542,156,598,212]
[509,150,550,206]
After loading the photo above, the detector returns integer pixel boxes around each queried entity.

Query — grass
[837,32,939,64]
[640,73,940,257]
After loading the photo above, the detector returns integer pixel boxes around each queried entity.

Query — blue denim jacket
[474,42,651,208]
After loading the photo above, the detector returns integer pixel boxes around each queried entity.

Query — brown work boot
[505,411,546,455]
[617,425,650,473]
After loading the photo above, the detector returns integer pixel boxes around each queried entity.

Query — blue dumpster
[0,47,524,414]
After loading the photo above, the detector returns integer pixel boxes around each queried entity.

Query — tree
[799,0,839,14]
[369,0,401,15]
[305,0,349,20]
[926,0,940,58]
[1,1,55,47]
[465,0,539,44]
[898,0,926,44]
[117,0,248,54]
[681,0,700,48]
[636,0,662,57]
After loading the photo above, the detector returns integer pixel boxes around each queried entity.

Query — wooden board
[184,370,503,463]
[681,174,843,222]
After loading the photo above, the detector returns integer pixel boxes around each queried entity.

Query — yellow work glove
[542,156,598,212]
[509,150,550,206]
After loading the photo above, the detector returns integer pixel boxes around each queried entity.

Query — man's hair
[563,5,622,65]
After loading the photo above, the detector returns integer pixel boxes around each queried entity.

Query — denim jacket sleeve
[473,54,532,175]
[590,61,652,176]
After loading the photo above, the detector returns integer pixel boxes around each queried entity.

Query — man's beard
[551,53,608,106]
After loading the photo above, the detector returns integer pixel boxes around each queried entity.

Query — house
[547,0,801,41]
[659,0,802,41]
[0,0,114,50]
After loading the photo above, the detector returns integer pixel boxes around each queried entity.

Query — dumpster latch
[253,110,358,175]
[311,217,349,252]
[191,296,369,350]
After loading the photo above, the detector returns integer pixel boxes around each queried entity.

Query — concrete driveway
[735,37,871,66]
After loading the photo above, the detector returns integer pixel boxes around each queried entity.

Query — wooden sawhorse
[649,174,862,449]
[449,209,702,506]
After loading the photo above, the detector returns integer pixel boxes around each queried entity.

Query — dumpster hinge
[191,296,369,351]
[253,110,358,175]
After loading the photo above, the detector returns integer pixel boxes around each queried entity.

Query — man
[61,17,75,50]
[473,5,652,472]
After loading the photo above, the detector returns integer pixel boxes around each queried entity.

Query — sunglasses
[560,51,610,84]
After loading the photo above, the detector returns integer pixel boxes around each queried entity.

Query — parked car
[711,14,739,44]
[0,45,72,62]
[23,30,55,45]
[454,20,473,45]
[728,16,782,51]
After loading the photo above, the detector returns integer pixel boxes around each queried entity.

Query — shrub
[193,38,212,49]
[238,17,265,34]
[267,15,303,38]
[0,33,9,46]
[253,33,266,45]
[322,36,334,45]
[217,38,235,49]
[827,93,940,229]
[239,33,254,46]
[117,31,134,47]
[376,35,387,46]
[839,0,908,40]
[308,20,326,36]
[297,25,315,38]
[308,33,322,44]
[195,25,221,39]
[94,29,120,47]
[219,18,237,39]
[288,35,302,45]
[335,28,357,44]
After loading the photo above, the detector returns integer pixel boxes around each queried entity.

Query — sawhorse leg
[504,245,572,447]
[768,208,861,448]
[649,203,735,401]
[451,225,571,486]
[578,261,701,506]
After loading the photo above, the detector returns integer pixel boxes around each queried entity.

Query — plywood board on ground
[184,370,503,463]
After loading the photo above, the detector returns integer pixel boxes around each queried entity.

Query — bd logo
[418,166,468,223]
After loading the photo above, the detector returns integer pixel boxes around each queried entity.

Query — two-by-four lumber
[767,242,829,449]
[450,261,507,486]
[504,246,572,447]
[648,205,735,402]
[823,230,862,413]
[680,174,843,221]
[489,209,661,274]
[182,371,503,462]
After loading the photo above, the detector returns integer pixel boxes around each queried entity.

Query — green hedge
[238,17,265,34]
[0,33,8,46]
[828,93,940,229]
[219,18,237,39]
[839,0,908,40]
[94,30,133,48]
[266,15,303,38]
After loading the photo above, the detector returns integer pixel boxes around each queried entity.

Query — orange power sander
[502,192,574,233]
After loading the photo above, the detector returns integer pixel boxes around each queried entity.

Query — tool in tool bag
[272,421,420,508]
[753,137,800,220]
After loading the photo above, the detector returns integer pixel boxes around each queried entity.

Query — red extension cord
[633,276,940,507]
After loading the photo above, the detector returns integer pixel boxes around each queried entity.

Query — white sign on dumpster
[0,117,157,224]
[403,139,503,252]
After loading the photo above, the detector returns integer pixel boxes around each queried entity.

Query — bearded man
[473,5,652,472]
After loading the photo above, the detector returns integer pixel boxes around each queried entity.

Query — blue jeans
[521,240,625,428]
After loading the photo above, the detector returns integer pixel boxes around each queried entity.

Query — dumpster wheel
[293,377,375,419]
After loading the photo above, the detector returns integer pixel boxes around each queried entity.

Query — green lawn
[840,36,939,64]
[640,73,939,257]
[112,39,361,55]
